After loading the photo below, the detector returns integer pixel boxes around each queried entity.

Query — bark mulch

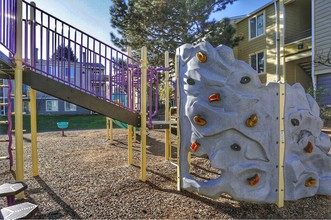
[0,128,330,219]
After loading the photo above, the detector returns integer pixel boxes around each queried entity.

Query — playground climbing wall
[177,41,331,203]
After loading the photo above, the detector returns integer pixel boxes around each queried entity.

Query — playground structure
[0,0,329,212]
[0,0,176,200]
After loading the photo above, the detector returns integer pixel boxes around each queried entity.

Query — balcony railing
[285,29,311,44]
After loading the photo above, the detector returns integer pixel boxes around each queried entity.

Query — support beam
[165,51,170,161]
[30,2,38,177]
[278,83,286,208]
[30,88,38,176]
[14,0,24,199]
[127,47,133,165]
[106,118,113,142]
[140,47,147,182]
[175,54,181,191]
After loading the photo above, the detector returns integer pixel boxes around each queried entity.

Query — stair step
[0,139,9,142]
[0,156,9,160]
[0,182,28,198]
[0,202,38,219]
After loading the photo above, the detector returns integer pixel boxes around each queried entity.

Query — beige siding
[235,4,278,84]
[315,0,331,74]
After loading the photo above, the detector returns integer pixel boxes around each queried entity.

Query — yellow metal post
[278,83,285,207]
[106,118,113,142]
[140,47,147,182]
[165,51,170,161]
[14,0,24,199]
[29,2,38,177]
[175,54,181,191]
[127,47,133,165]
[29,1,38,177]
[30,88,38,176]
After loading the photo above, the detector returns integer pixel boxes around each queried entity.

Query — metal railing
[1,1,169,121]
[21,0,141,113]
[285,28,311,44]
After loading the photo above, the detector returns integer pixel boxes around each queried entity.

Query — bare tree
[314,48,331,68]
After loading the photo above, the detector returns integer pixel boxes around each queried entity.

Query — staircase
[298,61,312,75]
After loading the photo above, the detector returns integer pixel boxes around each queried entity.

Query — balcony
[285,29,311,44]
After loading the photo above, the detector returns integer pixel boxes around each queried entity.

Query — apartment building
[234,0,331,105]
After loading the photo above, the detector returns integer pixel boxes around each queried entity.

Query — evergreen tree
[51,45,77,62]
[110,0,238,66]
[200,18,244,48]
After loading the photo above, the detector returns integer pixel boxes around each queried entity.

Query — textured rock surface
[177,41,331,203]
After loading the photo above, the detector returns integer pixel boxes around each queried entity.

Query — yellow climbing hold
[247,174,259,186]
[196,51,207,63]
[246,114,258,127]
[193,115,206,126]
[305,177,317,187]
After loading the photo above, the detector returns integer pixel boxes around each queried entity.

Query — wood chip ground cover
[0,128,330,219]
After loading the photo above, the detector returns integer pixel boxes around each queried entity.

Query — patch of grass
[0,114,107,133]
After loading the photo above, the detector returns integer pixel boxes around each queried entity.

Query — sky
[29,0,271,50]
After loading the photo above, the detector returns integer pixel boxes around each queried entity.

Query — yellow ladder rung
[0,121,8,124]
[0,156,9,160]
[0,103,8,106]
[12,129,27,132]
[0,85,9,88]
[170,161,178,167]
[0,139,9,142]
[10,94,27,97]
[11,112,27,115]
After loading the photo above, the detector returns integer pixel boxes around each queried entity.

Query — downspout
[311,0,316,98]
[274,0,279,81]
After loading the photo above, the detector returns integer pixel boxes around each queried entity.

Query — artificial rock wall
[177,41,331,203]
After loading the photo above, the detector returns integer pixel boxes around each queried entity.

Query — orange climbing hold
[191,141,200,152]
[305,177,317,187]
[209,93,221,103]
[246,114,258,127]
[247,174,259,186]
[304,142,314,153]
[193,115,206,126]
[196,51,207,63]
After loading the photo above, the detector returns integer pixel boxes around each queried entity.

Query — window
[250,51,265,74]
[46,100,58,112]
[64,102,77,111]
[249,12,264,39]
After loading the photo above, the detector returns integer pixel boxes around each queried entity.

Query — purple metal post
[7,79,13,170]
[7,195,15,206]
